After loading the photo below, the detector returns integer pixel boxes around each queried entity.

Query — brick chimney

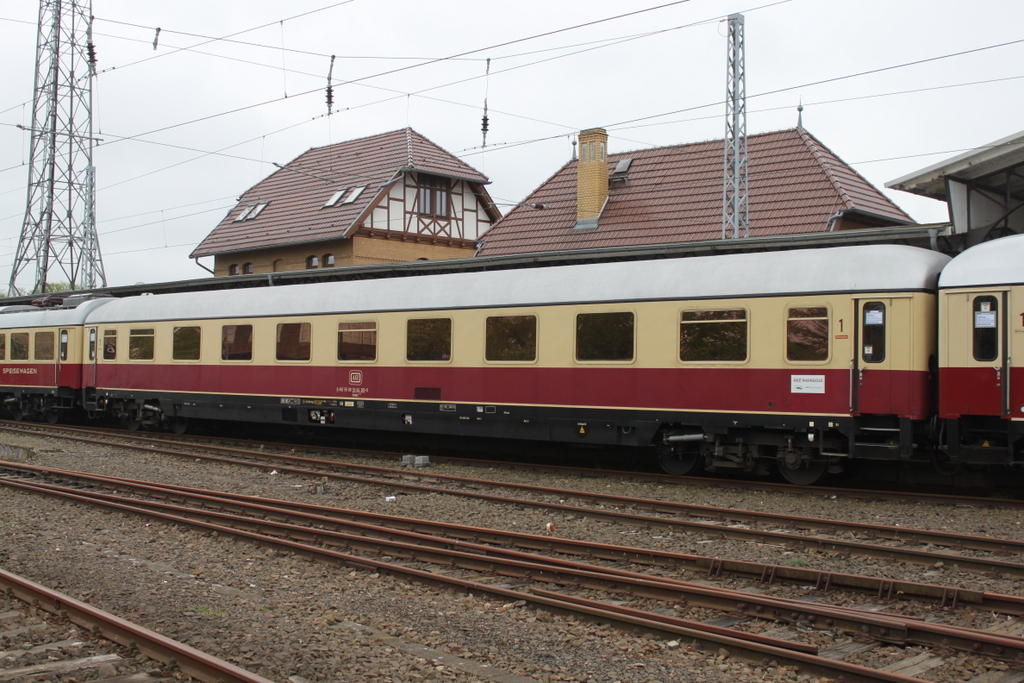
[575,128,608,229]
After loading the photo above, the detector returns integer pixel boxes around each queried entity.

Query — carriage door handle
[994,366,1002,385]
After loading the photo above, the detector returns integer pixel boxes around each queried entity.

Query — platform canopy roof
[887,129,1024,201]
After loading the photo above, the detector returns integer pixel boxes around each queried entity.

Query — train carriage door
[853,298,905,415]
[87,327,98,385]
[958,291,1010,416]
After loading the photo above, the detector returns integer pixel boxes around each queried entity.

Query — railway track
[4,420,1024,509]
[6,423,1023,578]
[0,567,273,683]
[4,462,1024,683]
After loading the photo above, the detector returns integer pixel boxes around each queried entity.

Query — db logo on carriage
[349,370,363,385]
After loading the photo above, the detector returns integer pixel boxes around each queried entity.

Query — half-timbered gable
[191,129,500,276]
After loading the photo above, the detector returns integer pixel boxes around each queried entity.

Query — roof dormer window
[234,202,270,221]
[342,186,365,204]
[323,186,365,208]
[323,189,349,208]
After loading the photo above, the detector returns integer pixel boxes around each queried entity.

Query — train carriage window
[407,318,452,361]
[34,331,54,361]
[173,326,202,361]
[787,307,829,362]
[576,312,634,362]
[59,330,68,362]
[222,325,253,361]
[338,322,377,361]
[103,330,117,360]
[10,333,28,361]
[0,334,5,360]
[277,322,311,361]
[862,302,886,363]
[486,315,537,362]
[973,296,999,362]
[680,309,747,362]
[129,329,155,360]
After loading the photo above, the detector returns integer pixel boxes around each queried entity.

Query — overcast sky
[1,0,1022,288]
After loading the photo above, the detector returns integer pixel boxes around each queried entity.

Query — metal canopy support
[722,13,749,240]
[10,0,106,296]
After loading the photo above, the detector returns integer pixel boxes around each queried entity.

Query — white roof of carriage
[0,297,114,329]
[939,233,1024,289]
[84,245,950,324]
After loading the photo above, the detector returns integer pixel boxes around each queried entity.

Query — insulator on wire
[326,54,336,116]
[86,16,97,75]
[481,57,491,148]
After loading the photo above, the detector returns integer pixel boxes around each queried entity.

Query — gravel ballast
[2,433,1022,683]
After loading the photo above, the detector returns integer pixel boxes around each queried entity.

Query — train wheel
[125,418,142,431]
[169,418,189,435]
[657,443,702,476]
[777,449,827,485]
[44,409,61,424]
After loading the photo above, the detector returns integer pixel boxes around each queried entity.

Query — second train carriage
[75,244,949,483]
[938,233,1024,465]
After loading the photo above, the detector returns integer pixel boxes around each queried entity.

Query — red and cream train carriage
[71,244,949,483]
[0,298,113,421]
[938,233,1024,464]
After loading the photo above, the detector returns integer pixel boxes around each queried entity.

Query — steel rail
[19,423,1024,555]
[0,477,946,683]
[6,457,1024,581]
[7,462,1021,616]
[6,472,1024,667]
[0,568,274,683]
[7,420,1024,512]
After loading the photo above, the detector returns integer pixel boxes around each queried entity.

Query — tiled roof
[477,128,912,257]
[192,128,489,258]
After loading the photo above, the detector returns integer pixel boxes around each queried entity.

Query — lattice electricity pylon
[10,0,106,296]
[721,12,749,240]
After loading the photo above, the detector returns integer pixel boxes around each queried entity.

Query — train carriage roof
[939,233,1024,289]
[83,245,950,324]
[0,298,114,329]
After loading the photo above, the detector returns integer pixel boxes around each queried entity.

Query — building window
[787,307,829,362]
[129,328,155,360]
[34,331,54,361]
[576,312,634,362]
[680,309,747,362]
[276,322,311,361]
[407,318,452,361]
[234,202,269,221]
[173,326,202,361]
[338,322,377,361]
[417,174,450,218]
[242,262,254,274]
[486,315,537,362]
[272,259,284,272]
[222,324,253,361]
[103,330,116,360]
[323,254,335,267]
[229,264,240,276]
[306,255,319,269]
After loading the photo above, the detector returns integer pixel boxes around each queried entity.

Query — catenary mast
[10,0,106,296]
[722,12,749,240]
